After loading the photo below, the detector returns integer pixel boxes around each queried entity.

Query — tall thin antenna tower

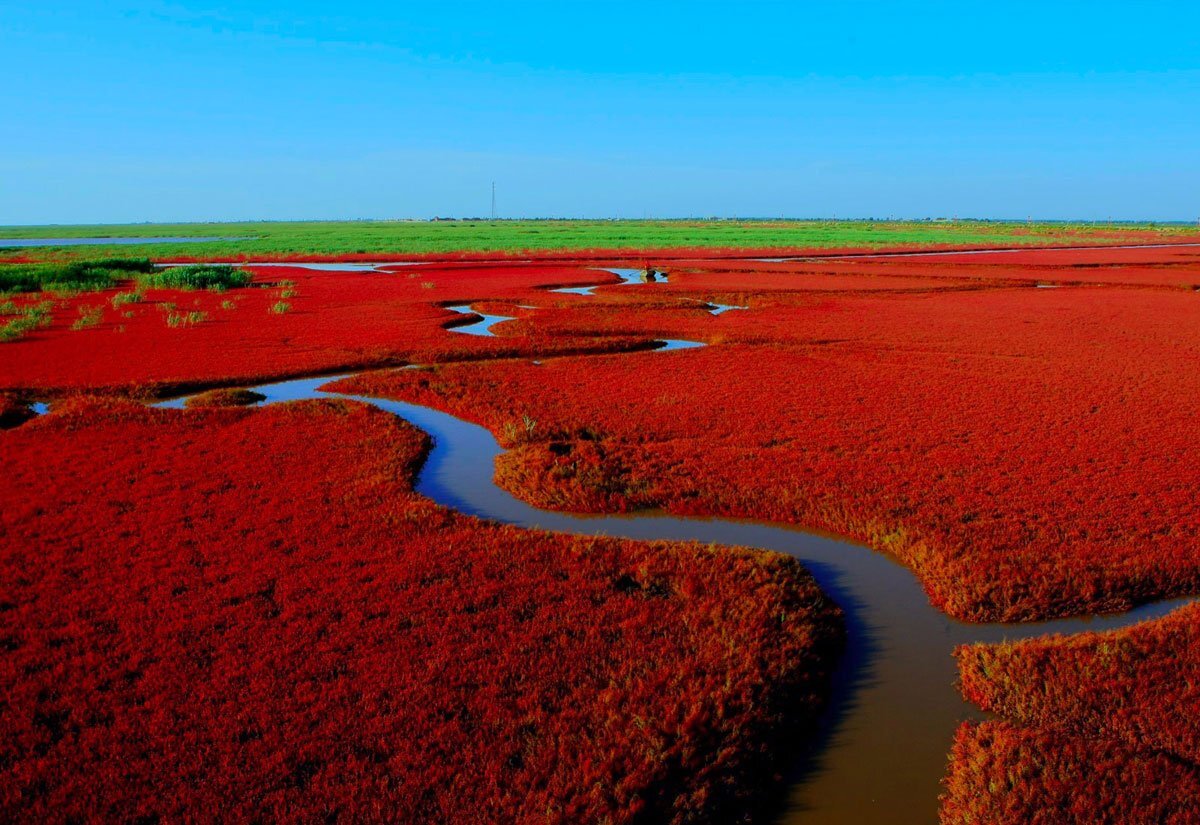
[491,182,496,220]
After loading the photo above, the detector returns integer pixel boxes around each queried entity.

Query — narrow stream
[707,302,747,315]
[550,267,668,295]
[445,305,517,336]
[146,361,1193,825]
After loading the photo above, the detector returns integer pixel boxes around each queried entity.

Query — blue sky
[2,1,1198,223]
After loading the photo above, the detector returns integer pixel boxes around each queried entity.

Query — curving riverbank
[149,366,1194,824]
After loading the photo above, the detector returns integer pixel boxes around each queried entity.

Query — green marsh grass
[137,264,251,291]
[2,220,1194,263]
[0,301,54,342]
[165,310,208,328]
[72,305,104,330]
[0,258,156,293]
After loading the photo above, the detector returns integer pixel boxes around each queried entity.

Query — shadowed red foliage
[0,399,841,823]
[943,604,1200,823]
[941,721,1200,824]
[0,393,33,428]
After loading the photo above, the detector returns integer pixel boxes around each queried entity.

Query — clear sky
[2,1,1198,223]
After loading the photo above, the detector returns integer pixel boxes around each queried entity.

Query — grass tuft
[165,310,208,328]
[72,305,104,330]
[137,264,251,291]
[0,301,54,341]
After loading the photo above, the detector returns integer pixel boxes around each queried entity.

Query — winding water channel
[146,356,1192,824]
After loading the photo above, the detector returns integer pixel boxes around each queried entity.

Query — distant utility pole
[491,182,496,220]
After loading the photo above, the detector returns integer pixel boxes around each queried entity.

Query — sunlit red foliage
[330,249,1200,621]
[685,243,1200,290]
[895,243,1200,288]
[0,399,841,823]
[942,604,1200,823]
[0,264,652,396]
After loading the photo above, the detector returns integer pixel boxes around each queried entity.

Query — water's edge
[145,369,1192,825]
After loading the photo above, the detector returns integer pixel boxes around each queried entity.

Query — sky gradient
[3,1,1198,223]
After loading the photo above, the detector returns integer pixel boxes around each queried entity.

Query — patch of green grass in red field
[0,398,841,823]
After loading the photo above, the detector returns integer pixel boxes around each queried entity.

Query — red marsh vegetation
[0,398,841,823]
[943,604,1200,823]
[0,264,654,397]
[331,250,1200,621]
[3,242,1198,819]
[686,243,1200,290]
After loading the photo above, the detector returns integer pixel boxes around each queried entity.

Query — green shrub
[110,290,143,308]
[165,310,209,328]
[138,264,251,291]
[269,301,291,314]
[0,302,54,342]
[72,305,104,330]
[0,259,156,294]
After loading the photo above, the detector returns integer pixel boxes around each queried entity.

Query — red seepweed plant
[0,398,841,823]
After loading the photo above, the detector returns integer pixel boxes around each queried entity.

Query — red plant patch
[331,266,1200,620]
[739,244,1200,289]
[0,399,841,823]
[183,387,267,408]
[941,721,1200,824]
[943,604,1200,822]
[0,264,652,396]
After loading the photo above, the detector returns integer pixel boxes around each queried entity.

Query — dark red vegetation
[183,387,267,408]
[0,399,841,823]
[942,722,1200,824]
[331,252,1200,621]
[942,604,1200,823]
[0,393,33,428]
